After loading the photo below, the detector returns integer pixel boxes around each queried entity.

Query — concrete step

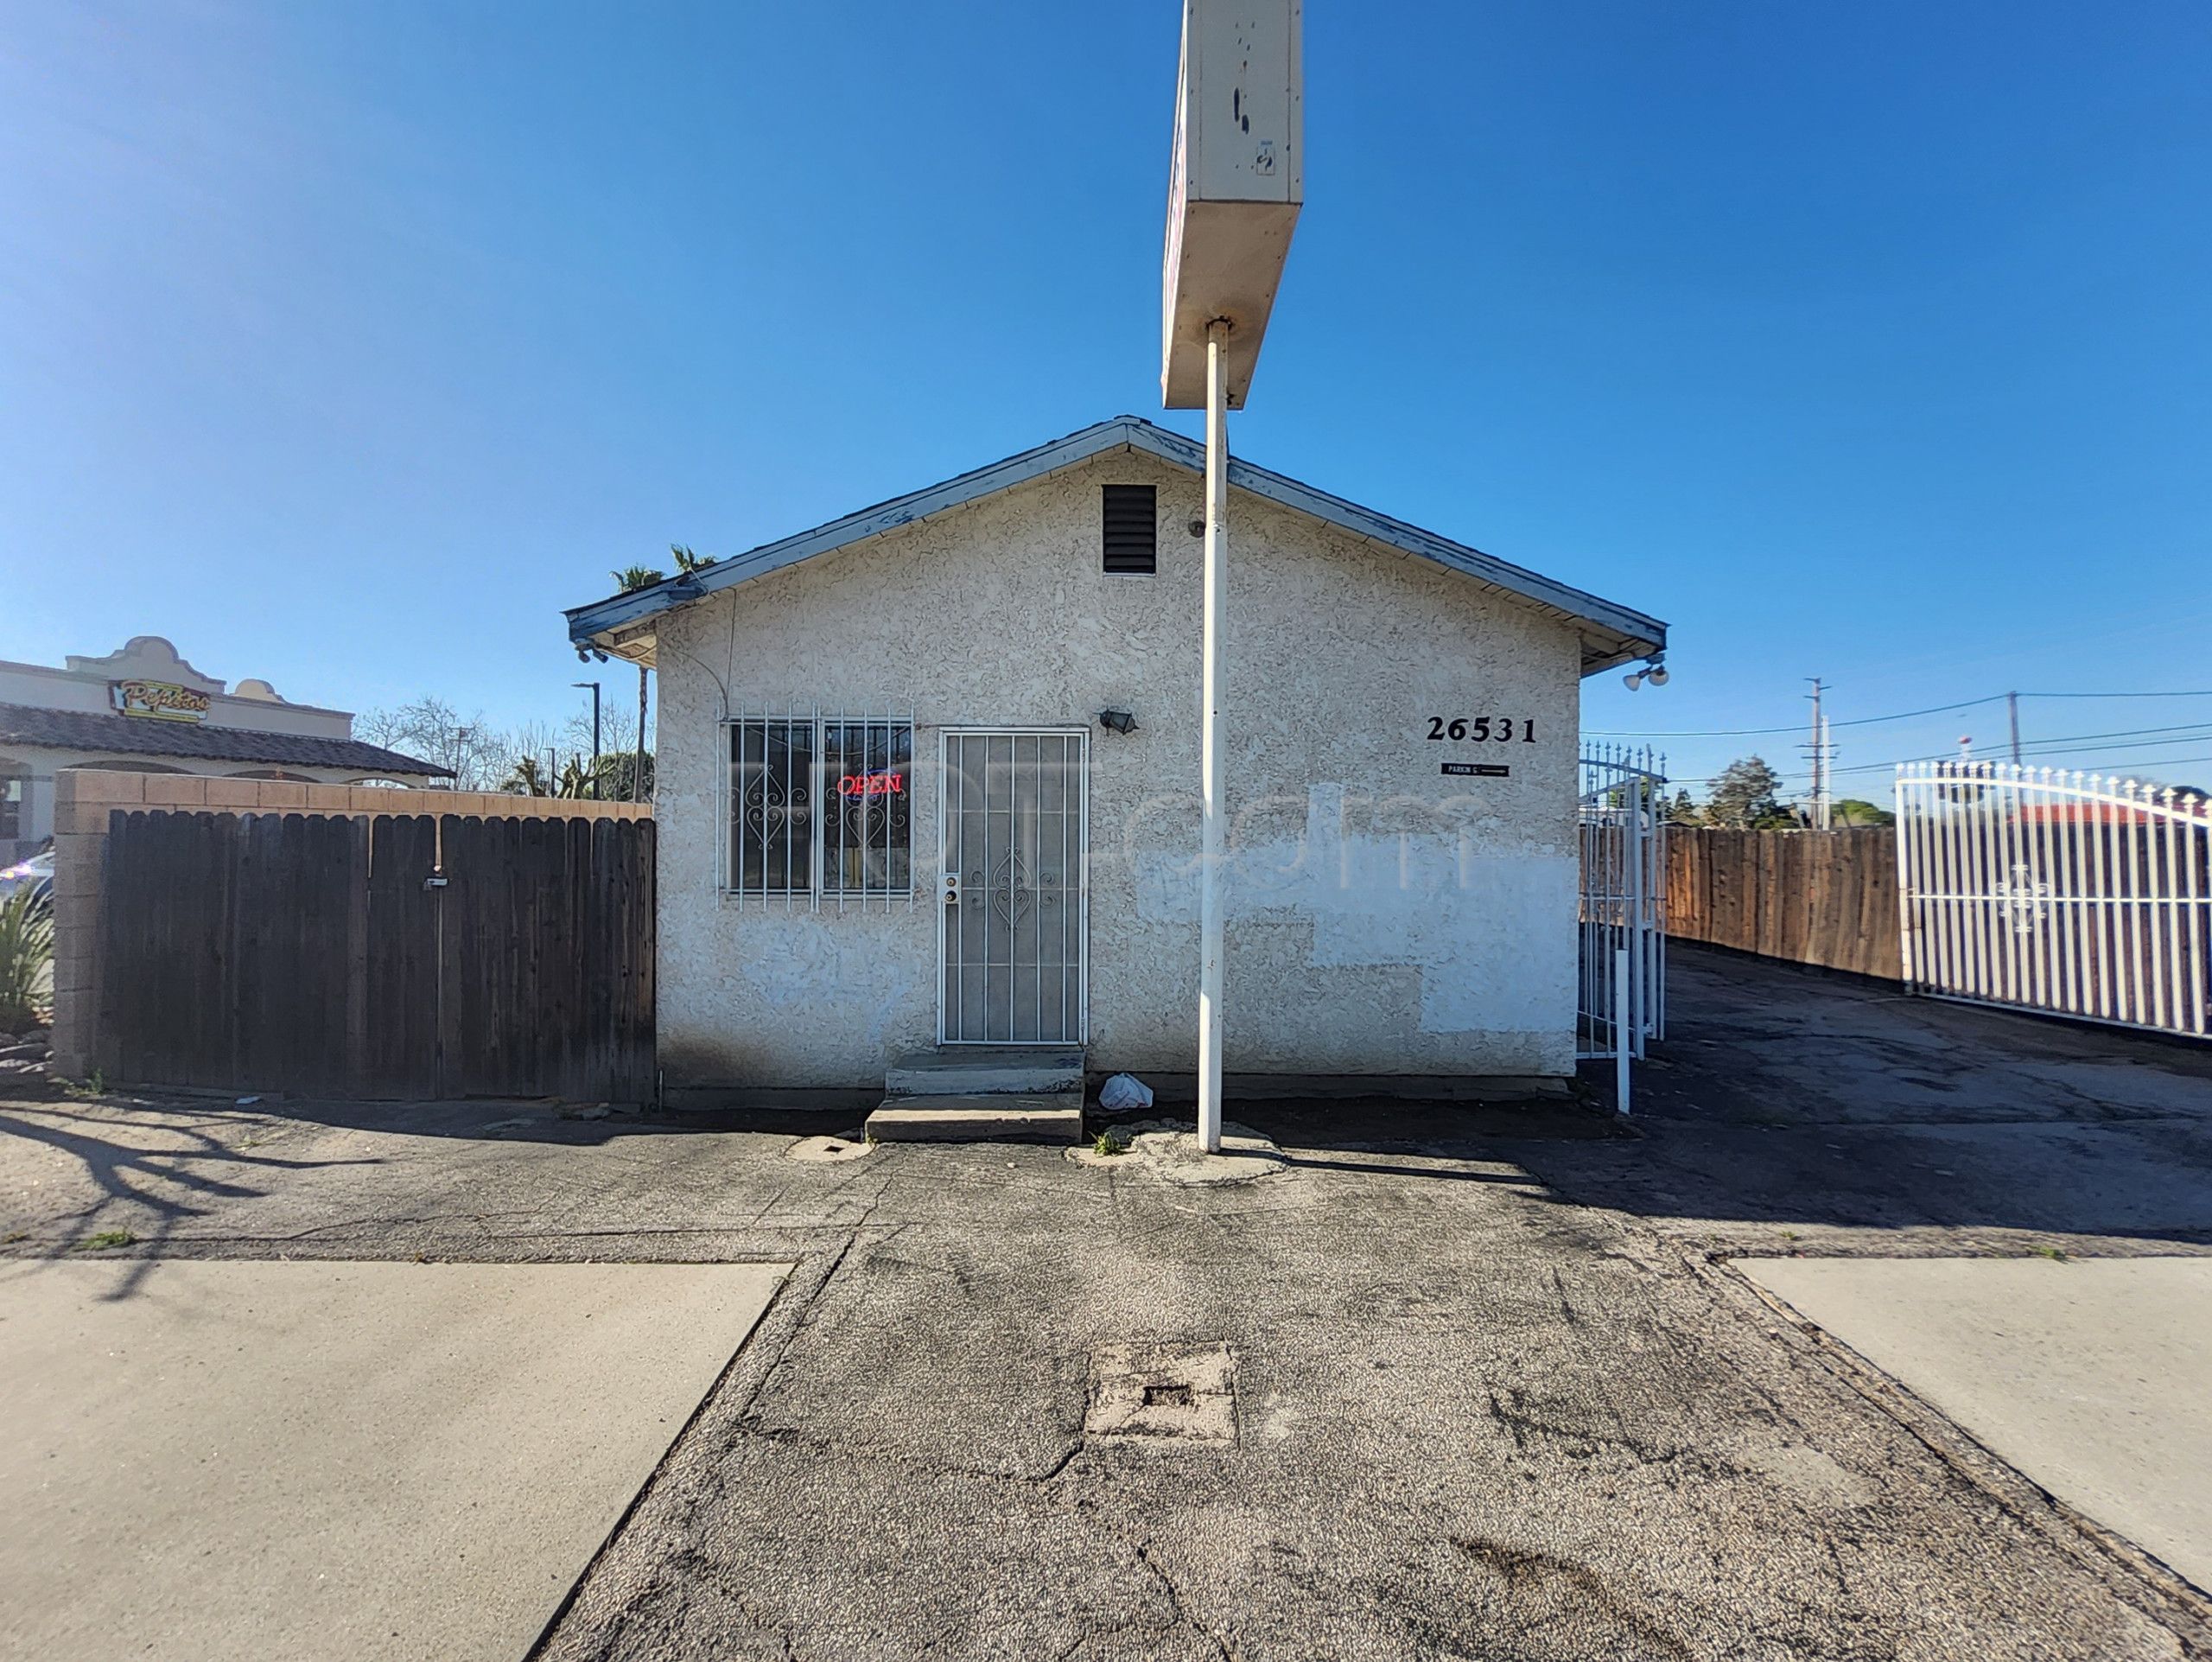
[864,1095,1085,1145]
[884,1048,1085,1098]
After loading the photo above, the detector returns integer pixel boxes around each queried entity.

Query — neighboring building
[566,417,1666,1095]
[0,636,448,859]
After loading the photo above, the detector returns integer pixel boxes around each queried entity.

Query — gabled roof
[0,704,450,779]
[565,416,1667,675]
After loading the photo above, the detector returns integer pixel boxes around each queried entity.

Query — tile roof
[0,703,451,778]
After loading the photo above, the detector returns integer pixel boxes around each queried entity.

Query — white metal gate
[938,729,1090,1045]
[1579,745,1668,1063]
[1897,761,2210,1040]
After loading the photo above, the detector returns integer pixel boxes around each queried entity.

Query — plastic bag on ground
[1097,1073,1154,1111]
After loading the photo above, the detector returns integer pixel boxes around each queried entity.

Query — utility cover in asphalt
[0,1258,790,1662]
[1085,1342,1238,1443]
[1742,1254,2212,1590]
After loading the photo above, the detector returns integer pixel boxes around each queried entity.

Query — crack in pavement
[1135,1540,1234,1662]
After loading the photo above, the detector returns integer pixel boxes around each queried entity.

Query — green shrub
[0,882,54,1032]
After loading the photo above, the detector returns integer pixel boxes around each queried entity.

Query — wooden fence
[1664,826,1901,979]
[89,808,654,1102]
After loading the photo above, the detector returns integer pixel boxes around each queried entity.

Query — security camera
[1187,519,1206,538]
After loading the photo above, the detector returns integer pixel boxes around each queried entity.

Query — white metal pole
[1626,779,1645,1058]
[1613,947,1631,1116]
[1197,319,1230,1155]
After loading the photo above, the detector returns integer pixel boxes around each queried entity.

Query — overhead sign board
[111,678,211,722]
[1160,1,1303,410]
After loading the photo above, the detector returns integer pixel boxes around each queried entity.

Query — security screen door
[938,729,1089,1044]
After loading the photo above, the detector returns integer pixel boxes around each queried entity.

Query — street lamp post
[572,681,602,799]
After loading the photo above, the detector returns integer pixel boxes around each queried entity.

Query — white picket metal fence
[1896,761,2210,1041]
[1579,745,1669,1073]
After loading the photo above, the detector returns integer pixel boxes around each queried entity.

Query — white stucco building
[567,417,1666,1097]
[0,636,448,860]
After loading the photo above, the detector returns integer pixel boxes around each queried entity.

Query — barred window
[822,719,912,895]
[727,716,912,899]
[731,718,815,895]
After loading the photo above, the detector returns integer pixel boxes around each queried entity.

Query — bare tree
[356,696,516,790]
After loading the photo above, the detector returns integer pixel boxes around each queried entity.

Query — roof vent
[1102,485,1158,575]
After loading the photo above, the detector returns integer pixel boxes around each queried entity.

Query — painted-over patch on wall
[1132,783,1573,1035]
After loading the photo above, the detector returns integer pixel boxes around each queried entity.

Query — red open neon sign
[837,772,905,798]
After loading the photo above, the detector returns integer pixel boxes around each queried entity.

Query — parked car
[0,848,53,904]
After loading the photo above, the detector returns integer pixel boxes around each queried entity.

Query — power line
[1593,688,2212,741]
[1586,695,2002,739]
[1809,740,2212,780]
[2021,689,2212,700]
[1678,735,2212,787]
[2006,722,2212,745]
[2010,731,2212,761]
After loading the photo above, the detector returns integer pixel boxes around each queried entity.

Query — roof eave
[563,415,1668,674]
[563,417,1153,657]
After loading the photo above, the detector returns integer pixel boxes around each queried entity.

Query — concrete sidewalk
[0,1259,788,1662]
[1742,1254,2212,1591]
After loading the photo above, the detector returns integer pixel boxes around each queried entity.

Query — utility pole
[2007,691,2022,766]
[1822,720,1834,828]
[1805,678,1828,830]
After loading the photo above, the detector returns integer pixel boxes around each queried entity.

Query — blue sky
[3,1,2209,797]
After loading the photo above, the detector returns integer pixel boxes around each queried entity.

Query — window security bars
[823,718,913,896]
[722,710,916,912]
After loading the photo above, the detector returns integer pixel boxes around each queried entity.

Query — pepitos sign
[111,678,211,722]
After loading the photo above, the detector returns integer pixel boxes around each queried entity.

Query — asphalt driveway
[1512,944,2212,1259]
[2,948,2209,1659]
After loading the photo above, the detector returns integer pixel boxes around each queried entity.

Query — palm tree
[607,564,665,804]
[605,547,711,806]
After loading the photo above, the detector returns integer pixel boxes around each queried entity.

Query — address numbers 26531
[1425,716,1535,742]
